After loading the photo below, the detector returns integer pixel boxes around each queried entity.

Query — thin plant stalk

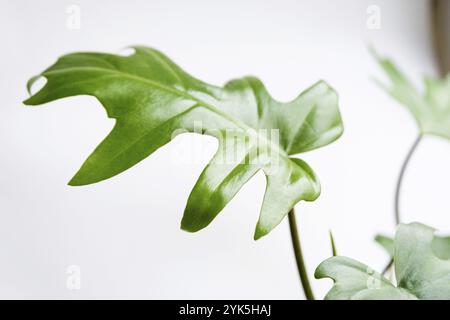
[383,134,423,275]
[394,135,423,225]
[288,208,315,300]
[329,230,337,256]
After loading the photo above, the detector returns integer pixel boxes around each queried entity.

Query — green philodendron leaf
[375,233,450,260]
[24,47,343,239]
[373,49,450,140]
[315,223,450,299]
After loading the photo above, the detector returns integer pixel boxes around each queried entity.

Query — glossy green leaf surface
[374,50,450,140]
[316,223,450,299]
[24,47,343,239]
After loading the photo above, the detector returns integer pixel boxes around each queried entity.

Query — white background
[1,0,450,299]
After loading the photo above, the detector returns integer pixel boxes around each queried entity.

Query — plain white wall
[1,0,449,299]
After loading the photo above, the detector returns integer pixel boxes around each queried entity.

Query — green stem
[288,208,315,300]
[382,259,394,276]
[394,134,423,225]
[383,135,423,276]
[329,230,337,256]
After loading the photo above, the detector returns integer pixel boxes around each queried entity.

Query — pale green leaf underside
[395,223,450,299]
[315,256,417,300]
[375,233,450,260]
[24,47,343,239]
[373,49,450,140]
[317,223,450,299]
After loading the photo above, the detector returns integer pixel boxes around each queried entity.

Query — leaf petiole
[382,134,423,276]
[288,208,315,300]
[394,134,423,225]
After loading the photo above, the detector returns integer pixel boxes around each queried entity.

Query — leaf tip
[22,98,33,106]
[67,171,96,186]
[374,234,383,242]
[180,225,196,233]
[253,226,268,241]
[180,215,202,233]
[313,259,327,279]
[67,177,83,186]
[329,230,337,256]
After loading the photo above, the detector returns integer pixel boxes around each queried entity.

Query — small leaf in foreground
[316,223,450,299]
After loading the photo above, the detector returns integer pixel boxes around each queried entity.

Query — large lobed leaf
[24,47,343,239]
[373,49,450,140]
[316,223,450,299]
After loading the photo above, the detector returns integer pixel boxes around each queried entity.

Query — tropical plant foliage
[25,46,450,300]
[374,49,450,140]
[316,223,450,300]
[376,232,450,260]
[24,47,343,239]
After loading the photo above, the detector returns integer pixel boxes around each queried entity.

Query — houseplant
[24,46,344,300]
